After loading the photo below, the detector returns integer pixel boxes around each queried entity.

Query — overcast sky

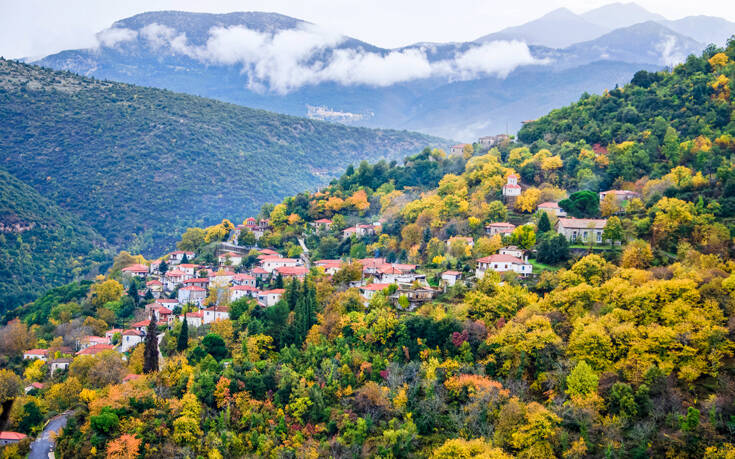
[2,0,735,59]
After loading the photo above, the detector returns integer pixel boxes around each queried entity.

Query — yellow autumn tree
[515,187,541,213]
[106,434,141,459]
[600,192,619,217]
[90,279,124,307]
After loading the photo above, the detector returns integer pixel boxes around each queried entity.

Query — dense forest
[1,39,735,459]
[0,59,443,253]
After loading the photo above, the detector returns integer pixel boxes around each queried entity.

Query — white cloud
[657,36,686,67]
[96,27,137,47]
[105,22,546,92]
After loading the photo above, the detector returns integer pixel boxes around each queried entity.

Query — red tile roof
[477,254,526,264]
[259,289,285,295]
[361,283,391,291]
[122,264,148,272]
[0,432,27,441]
[180,285,206,292]
[76,343,115,355]
[24,348,48,356]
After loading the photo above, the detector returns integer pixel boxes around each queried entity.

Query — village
[15,159,636,392]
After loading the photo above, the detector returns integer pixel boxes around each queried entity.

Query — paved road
[29,413,68,459]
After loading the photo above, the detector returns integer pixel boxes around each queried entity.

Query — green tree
[566,361,599,398]
[559,191,600,218]
[177,317,189,352]
[143,316,159,373]
[537,211,551,233]
[602,216,624,245]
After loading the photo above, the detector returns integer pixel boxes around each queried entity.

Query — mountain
[0,58,443,259]
[31,7,735,140]
[474,7,607,49]
[563,21,704,67]
[660,16,735,47]
[581,2,665,30]
[0,168,107,310]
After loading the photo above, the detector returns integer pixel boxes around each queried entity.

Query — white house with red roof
[556,218,608,244]
[76,343,115,356]
[310,218,333,231]
[181,311,203,328]
[476,254,532,278]
[145,279,163,296]
[314,259,343,275]
[178,285,207,306]
[203,306,230,324]
[359,283,393,303]
[502,174,521,198]
[485,222,516,236]
[257,289,285,307]
[343,223,379,239]
[0,432,27,445]
[537,201,567,217]
[23,348,48,361]
[164,269,189,290]
[599,190,639,203]
[251,266,269,279]
[105,329,123,342]
[441,270,462,287]
[121,264,149,277]
[120,330,143,352]
[183,277,210,289]
[232,273,256,287]
[260,257,302,273]
[210,270,235,285]
[357,258,387,275]
[377,264,424,285]
[218,252,243,266]
[230,285,259,301]
[79,335,110,350]
[275,265,309,279]
[177,263,200,276]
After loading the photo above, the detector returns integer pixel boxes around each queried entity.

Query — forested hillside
[3,39,735,458]
[0,58,444,257]
[0,168,106,309]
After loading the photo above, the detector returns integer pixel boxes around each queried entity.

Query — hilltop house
[0,432,27,446]
[218,252,243,266]
[599,190,639,203]
[257,289,285,307]
[169,251,195,264]
[449,144,467,156]
[178,285,207,306]
[203,306,230,324]
[314,259,343,275]
[310,218,333,231]
[441,270,462,287]
[232,273,256,287]
[499,246,527,261]
[121,264,149,277]
[230,285,258,301]
[120,330,143,352]
[343,223,379,239]
[502,174,521,199]
[556,218,607,244]
[537,201,566,217]
[476,254,532,278]
[260,257,302,273]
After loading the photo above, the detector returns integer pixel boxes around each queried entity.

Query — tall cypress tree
[128,282,140,307]
[286,279,301,310]
[538,211,551,233]
[180,253,189,264]
[143,315,159,373]
[159,259,168,276]
[177,316,189,352]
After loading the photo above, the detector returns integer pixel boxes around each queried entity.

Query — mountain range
[33,3,735,139]
[0,58,441,309]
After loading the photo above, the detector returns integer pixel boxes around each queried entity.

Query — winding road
[29,412,68,459]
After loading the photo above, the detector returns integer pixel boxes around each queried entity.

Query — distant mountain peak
[581,2,666,29]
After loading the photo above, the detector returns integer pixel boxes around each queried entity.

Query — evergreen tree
[286,278,301,310]
[143,289,154,302]
[181,253,189,264]
[128,282,139,307]
[292,279,317,345]
[142,315,159,373]
[538,211,551,233]
[177,317,189,352]
[159,259,168,276]
[274,273,284,289]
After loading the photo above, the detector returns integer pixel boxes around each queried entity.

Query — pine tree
[538,211,551,233]
[274,273,284,289]
[143,315,159,373]
[143,289,154,302]
[159,259,168,276]
[128,282,140,307]
[177,316,189,352]
[286,278,301,310]
[181,253,189,264]
[293,279,317,345]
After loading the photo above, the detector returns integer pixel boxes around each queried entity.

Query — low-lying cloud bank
[95,23,545,93]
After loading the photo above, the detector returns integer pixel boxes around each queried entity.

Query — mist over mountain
[33,4,735,139]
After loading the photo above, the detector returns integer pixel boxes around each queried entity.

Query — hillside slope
[0,59,444,256]
[0,168,107,310]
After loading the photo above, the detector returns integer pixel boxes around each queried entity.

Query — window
[596,232,602,243]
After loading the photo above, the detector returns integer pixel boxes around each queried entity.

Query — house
[343,224,379,239]
[120,330,143,352]
[502,174,521,198]
[359,283,392,301]
[218,252,243,266]
[377,265,425,285]
[149,260,162,273]
[210,270,235,285]
[311,218,333,231]
[49,358,72,374]
[485,222,516,236]
[556,218,607,244]
[145,279,163,297]
[275,265,309,279]
[357,258,387,275]
[258,248,279,256]
[599,190,639,203]
[476,254,532,278]
[390,287,438,309]
[180,312,203,328]
[150,306,173,322]
[441,270,462,287]
[499,246,527,261]
[257,289,285,307]
[449,144,467,156]
[178,285,207,306]
[537,201,566,217]
[164,269,188,290]
[79,335,110,350]
[477,134,509,148]
[131,320,153,333]
[230,285,258,301]
[260,257,302,273]
[0,432,27,445]
[121,264,149,277]
[25,382,44,393]
[154,298,179,311]
[76,343,115,356]
[232,273,256,287]
[178,263,201,276]
[169,250,195,264]
[183,277,210,289]
[203,306,230,324]
[251,267,269,280]
[314,259,343,275]
[23,349,48,361]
